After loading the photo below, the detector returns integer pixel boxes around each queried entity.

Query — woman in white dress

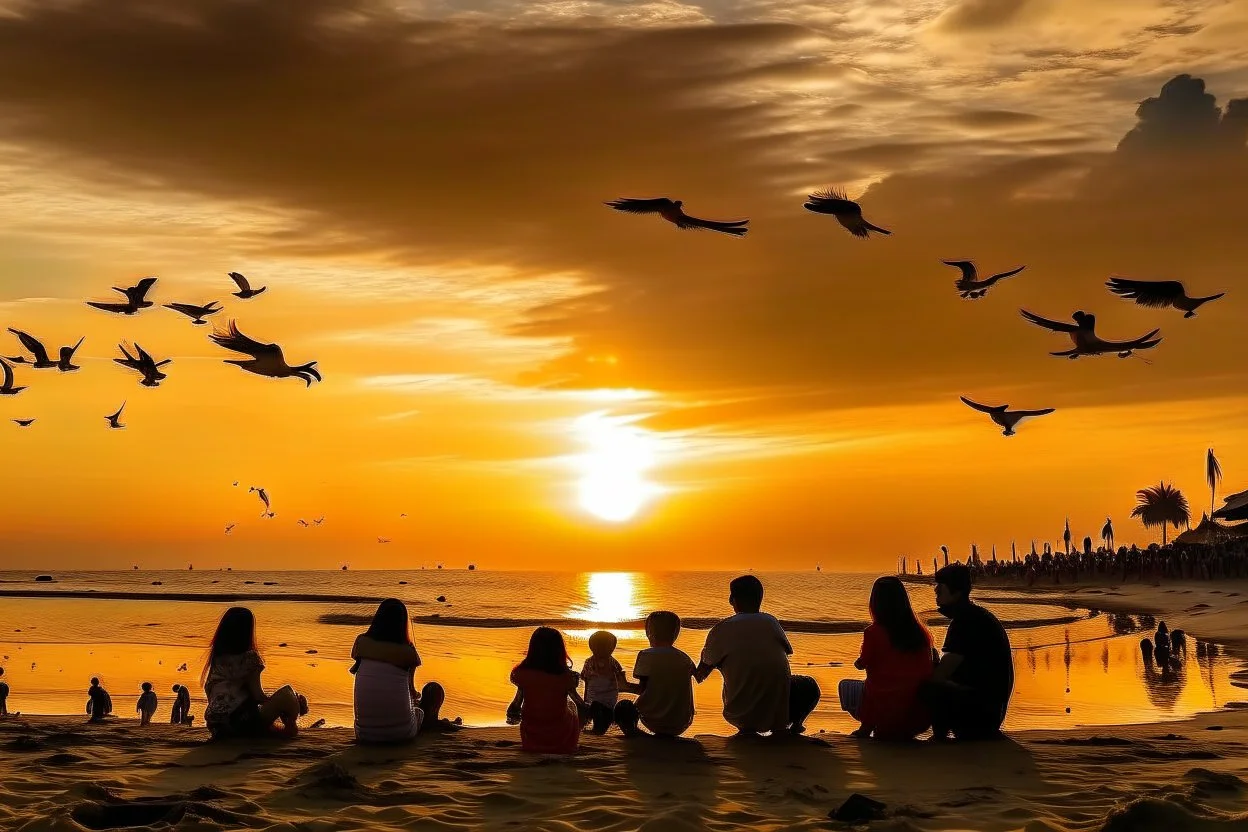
[350,598,445,743]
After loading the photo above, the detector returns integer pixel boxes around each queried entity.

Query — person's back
[87,677,112,722]
[137,683,157,726]
[0,667,9,716]
[634,644,696,736]
[510,627,585,754]
[943,603,1013,712]
[859,622,934,740]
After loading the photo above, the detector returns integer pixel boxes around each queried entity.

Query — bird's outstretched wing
[1106,278,1185,308]
[228,272,252,292]
[211,321,284,360]
[164,303,202,317]
[960,396,1003,414]
[65,337,84,358]
[257,489,270,509]
[1011,408,1055,419]
[108,402,126,420]
[1100,329,1162,350]
[8,329,49,362]
[943,261,977,281]
[87,301,134,313]
[605,198,675,215]
[1020,309,1079,333]
[989,265,1026,282]
[674,214,749,235]
[129,277,158,301]
[805,187,854,208]
[1,358,13,387]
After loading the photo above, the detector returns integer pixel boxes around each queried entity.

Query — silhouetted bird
[12,418,35,427]
[943,261,1025,299]
[960,397,1055,436]
[86,277,158,315]
[114,343,171,387]
[249,486,273,518]
[105,402,126,429]
[1019,310,1162,359]
[297,519,309,527]
[225,524,235,535]
[7,330,84,371]
[803,188,890,237]
[228,272,267,299]
[1106,278,1225,318]
[604,198,749,236]
[378,537,391,544]
[314,516,325,526]
[164,301,222,325]
[0,358,25,396]
[210,321,321,386]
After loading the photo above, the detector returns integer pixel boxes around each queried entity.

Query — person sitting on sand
[171,684,193,724]
[694,575,821,736]
[203,607,309,739]
[137,682,158,726]
[510,626,589,754]
[581,630,629,735]
[350,598,447,743]
[0,666,9,716]
[614,611,696,738]
[86,677,113,722]
[920,564,1014,740]
[838,576,935,740]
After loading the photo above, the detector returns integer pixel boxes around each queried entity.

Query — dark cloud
[1116,74,1247,155]
[935,0,1033,31]
[947,110,1045,130]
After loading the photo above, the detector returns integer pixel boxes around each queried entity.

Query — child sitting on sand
[86,677,113,723]
[581,630,630,735]
[137,682,158,726]
[614,611,696,738]
[0,666,9,716]
[509,626,589,754]
[171,684,193,724]
[203,606,309,739]
[350,598,447,743]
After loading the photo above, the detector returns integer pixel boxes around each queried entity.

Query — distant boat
[34,575,53,582]
[816,563,822,572]
[188,564,193,571]
[341,564,349,571]
[468,563,477,571]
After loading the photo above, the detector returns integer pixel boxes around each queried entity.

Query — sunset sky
[1,0,1247,570]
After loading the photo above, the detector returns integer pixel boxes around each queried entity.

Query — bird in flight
[12,418,35,427]
[164,301,223,326]
[943,261,1025,299]
[604,198,749,237]
[314,516,325,526]
[114,343,171,387]
[210,321,321,386]
[1019,310,1163,359]
[86,277,158,315]
[0,358,25,396]
[105,402,126,430]
[400,513,407,518]
[7,330,84,372]
[1106,278,1225,318]
[249,486,274,518]
[960,397,1055,436]
[378,537,391,544]
[225,524,236,535]
[228,272,267,299]
[297,519,309,527]
[803,188,891,238]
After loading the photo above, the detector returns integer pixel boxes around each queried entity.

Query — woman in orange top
[838,577,935,740]
[509,627,589,754]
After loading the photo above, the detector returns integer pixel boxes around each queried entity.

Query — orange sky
[1,0,1247,570]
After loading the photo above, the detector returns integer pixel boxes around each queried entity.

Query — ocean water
[0,570,1241,734]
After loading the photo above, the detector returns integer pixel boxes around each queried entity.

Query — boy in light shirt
[614,611,696,738]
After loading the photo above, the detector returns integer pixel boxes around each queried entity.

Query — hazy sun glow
[577,571,641,623]
[575,411,659,523]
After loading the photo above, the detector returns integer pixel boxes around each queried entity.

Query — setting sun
[575,411,659,523]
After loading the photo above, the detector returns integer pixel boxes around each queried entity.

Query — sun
[575,411,658,522]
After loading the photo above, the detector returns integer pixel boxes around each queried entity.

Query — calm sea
[0,570,1241,734]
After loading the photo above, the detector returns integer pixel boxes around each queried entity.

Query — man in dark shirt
[920,563,1014,740]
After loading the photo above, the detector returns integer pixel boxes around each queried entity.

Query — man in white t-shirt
[695,575,821,736]
[614,611,696,737]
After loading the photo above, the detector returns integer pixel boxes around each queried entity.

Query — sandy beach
[2,581,1246,832]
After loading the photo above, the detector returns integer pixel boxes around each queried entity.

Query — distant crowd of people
[907,538,1248,586]
[0,566,1018,750]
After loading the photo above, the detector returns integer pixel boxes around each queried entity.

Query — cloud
[1116,73,1246,155]
[934,0,1035,32]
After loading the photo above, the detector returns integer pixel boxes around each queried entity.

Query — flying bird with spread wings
[378,538,391,544]
[0,358,25,396]
[960,397,1055,436]
[1106,277,1225,318]
[7,330,84,371]
[228,272,267,299]
[12,418,35,427]
[164,301,223,325]
[803,187,891,238]
[604,198,749,237]
[210,321,321,386]
[225,524,236,535]
[114,343,171,387]
[86,277,158,315]
[943,261,1025,299]
[105,402,126,429]
[249,486,275,518]
[1019,310,1162,359]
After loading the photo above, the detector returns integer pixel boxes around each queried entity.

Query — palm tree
[1130,482,1190,546]
[1207,448,1222,518]
[1101,517,1114,551]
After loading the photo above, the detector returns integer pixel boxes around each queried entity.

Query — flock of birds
[606,190,1227,438]
[2,270,321,427]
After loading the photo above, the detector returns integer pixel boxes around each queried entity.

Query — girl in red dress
[839,576,935,740]
[509,627,590,754]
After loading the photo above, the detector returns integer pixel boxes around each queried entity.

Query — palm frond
[1207,448,1222,490]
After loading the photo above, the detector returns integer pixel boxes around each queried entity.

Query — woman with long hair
[508,626,588,754]
[202,607,308,738]
[351,598,446,743]
[838,577,934,740]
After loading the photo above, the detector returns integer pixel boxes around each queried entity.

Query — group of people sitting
[0,565,1016,750]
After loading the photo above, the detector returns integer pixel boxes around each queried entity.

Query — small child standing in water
[581,631,630,735]
[137,682,158,726]
[86,677,113,723]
